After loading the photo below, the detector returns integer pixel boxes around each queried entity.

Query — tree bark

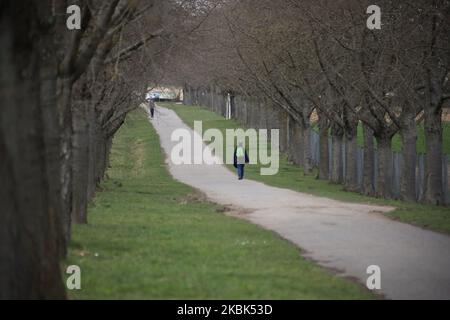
[423,108,443,204]
[362,124,375,196]
[400,115,418,202]
[57,77,74,244]
[278,111,288,153]
[343,107,359,191]
[344,129,359,192]
[72,100,90,224]
[376,135,393,198]
[0,0,66,299]
[422,10,446,205]
[330,124,343,183]
[317,110,329,180]
[39,13,67,257]
[290,118,304,166]
[302,121,313,175]
[87,106,98,201]
[286,115,293,162]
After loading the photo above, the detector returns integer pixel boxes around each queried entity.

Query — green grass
[65,108,375,299]
[161,102,450,234]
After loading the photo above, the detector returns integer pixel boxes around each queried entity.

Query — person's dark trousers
[237,164,245,180]
[150,108,155,118]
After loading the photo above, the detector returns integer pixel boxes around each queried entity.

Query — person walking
[233,143,249,180]
[148,98,155,119]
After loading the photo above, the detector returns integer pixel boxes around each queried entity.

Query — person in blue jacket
[233,143,249,180]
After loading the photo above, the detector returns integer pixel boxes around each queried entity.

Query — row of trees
[168,0,450,205]
[1,0,448,299]
[0,0,209,299]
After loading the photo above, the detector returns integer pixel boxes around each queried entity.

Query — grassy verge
[65,108,374,299]
[161,102,450,234]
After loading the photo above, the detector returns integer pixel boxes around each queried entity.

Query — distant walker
[233,143,249,180]
[147,99,156,119]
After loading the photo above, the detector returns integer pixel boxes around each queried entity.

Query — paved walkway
[149,106,450,300]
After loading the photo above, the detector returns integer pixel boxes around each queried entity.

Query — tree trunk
[376,135,393,198]
[318,110,329,180]
[362,124,375,196]
[278,111,288,153]
[423,108,443,205]
[39,15,67,258]
[344,129,359,192]
[184,85,192,105]
[286,115,295,163]
[0,0,66,299]
[57,77,74,244]
[400,115,417,202]
[87,106,98,201]
[302,121,313,175]
[291,119,304,166]
[343,107,359,191]
[330,124,343,183]
[72,101,89,224]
